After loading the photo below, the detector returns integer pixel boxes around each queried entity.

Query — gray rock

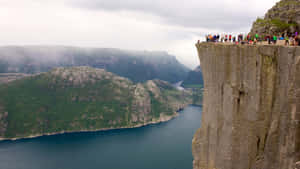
[250,0,300,36]
[193,43,300,169]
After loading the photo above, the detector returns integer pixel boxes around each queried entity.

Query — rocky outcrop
[192,43,300,169]
[250,0,300,36]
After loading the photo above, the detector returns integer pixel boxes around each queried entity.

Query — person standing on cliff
[221,34,224,43]
[238,34,243,43]
[266,35,271,44]
[273,35,277,44]
[285,36,289,46]
[296,36,300,46]
[233,36,236,43]
[255,33,259,41]
[209,34,213,42]
[290,35,295,46]
[217,34,220,42]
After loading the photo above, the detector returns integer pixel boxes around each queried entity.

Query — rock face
[192,43,300,169]
[250,0,300,36]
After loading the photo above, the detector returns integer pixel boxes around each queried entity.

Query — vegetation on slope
[250,0,300,35]
[0,67,192,139]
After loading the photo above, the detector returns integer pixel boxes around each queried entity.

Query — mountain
[181,66,204,105]
[0,46,189,83]
[182,66,203,88]
[250,0,300,36]
[0,66,192,140]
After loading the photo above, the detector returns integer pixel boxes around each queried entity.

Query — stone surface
[192,43,300,169]
[250,0,300,36]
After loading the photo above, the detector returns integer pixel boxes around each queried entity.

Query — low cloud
[0,0,280,68]
[71,0,280,31]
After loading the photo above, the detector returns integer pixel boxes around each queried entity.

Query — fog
[0,0,280,68]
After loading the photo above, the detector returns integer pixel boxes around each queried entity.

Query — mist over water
[0,106,202,169]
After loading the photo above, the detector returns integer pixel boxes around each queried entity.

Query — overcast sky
[0,0,280,68]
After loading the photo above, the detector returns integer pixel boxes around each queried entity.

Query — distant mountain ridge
[182,66,203,88]
[0,66,193,140]
[181,66,204,105]
[0,46,189,83]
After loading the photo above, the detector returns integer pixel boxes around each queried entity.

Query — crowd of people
[202,32,300,46]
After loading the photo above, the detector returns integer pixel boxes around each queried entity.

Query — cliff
[192,43,300,169]
[0,66,193,140]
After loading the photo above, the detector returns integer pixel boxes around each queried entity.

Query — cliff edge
[192,43,300,169]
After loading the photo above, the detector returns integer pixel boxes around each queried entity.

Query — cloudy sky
[0,0,280,68]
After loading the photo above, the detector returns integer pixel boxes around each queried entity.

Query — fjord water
[0,106,201,169]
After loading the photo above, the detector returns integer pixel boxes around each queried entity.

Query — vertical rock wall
[192,43,300,169]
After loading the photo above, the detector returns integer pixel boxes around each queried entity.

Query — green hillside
[0,67,192,139]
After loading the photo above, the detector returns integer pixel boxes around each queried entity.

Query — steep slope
[250,0,300,36]
[0,46,189,83]
[193,43,300,169]
[0,67,192,140]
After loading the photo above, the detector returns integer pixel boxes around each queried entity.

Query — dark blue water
[0,106,202,169]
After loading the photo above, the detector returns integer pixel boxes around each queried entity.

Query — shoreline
[0,111,181,142]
